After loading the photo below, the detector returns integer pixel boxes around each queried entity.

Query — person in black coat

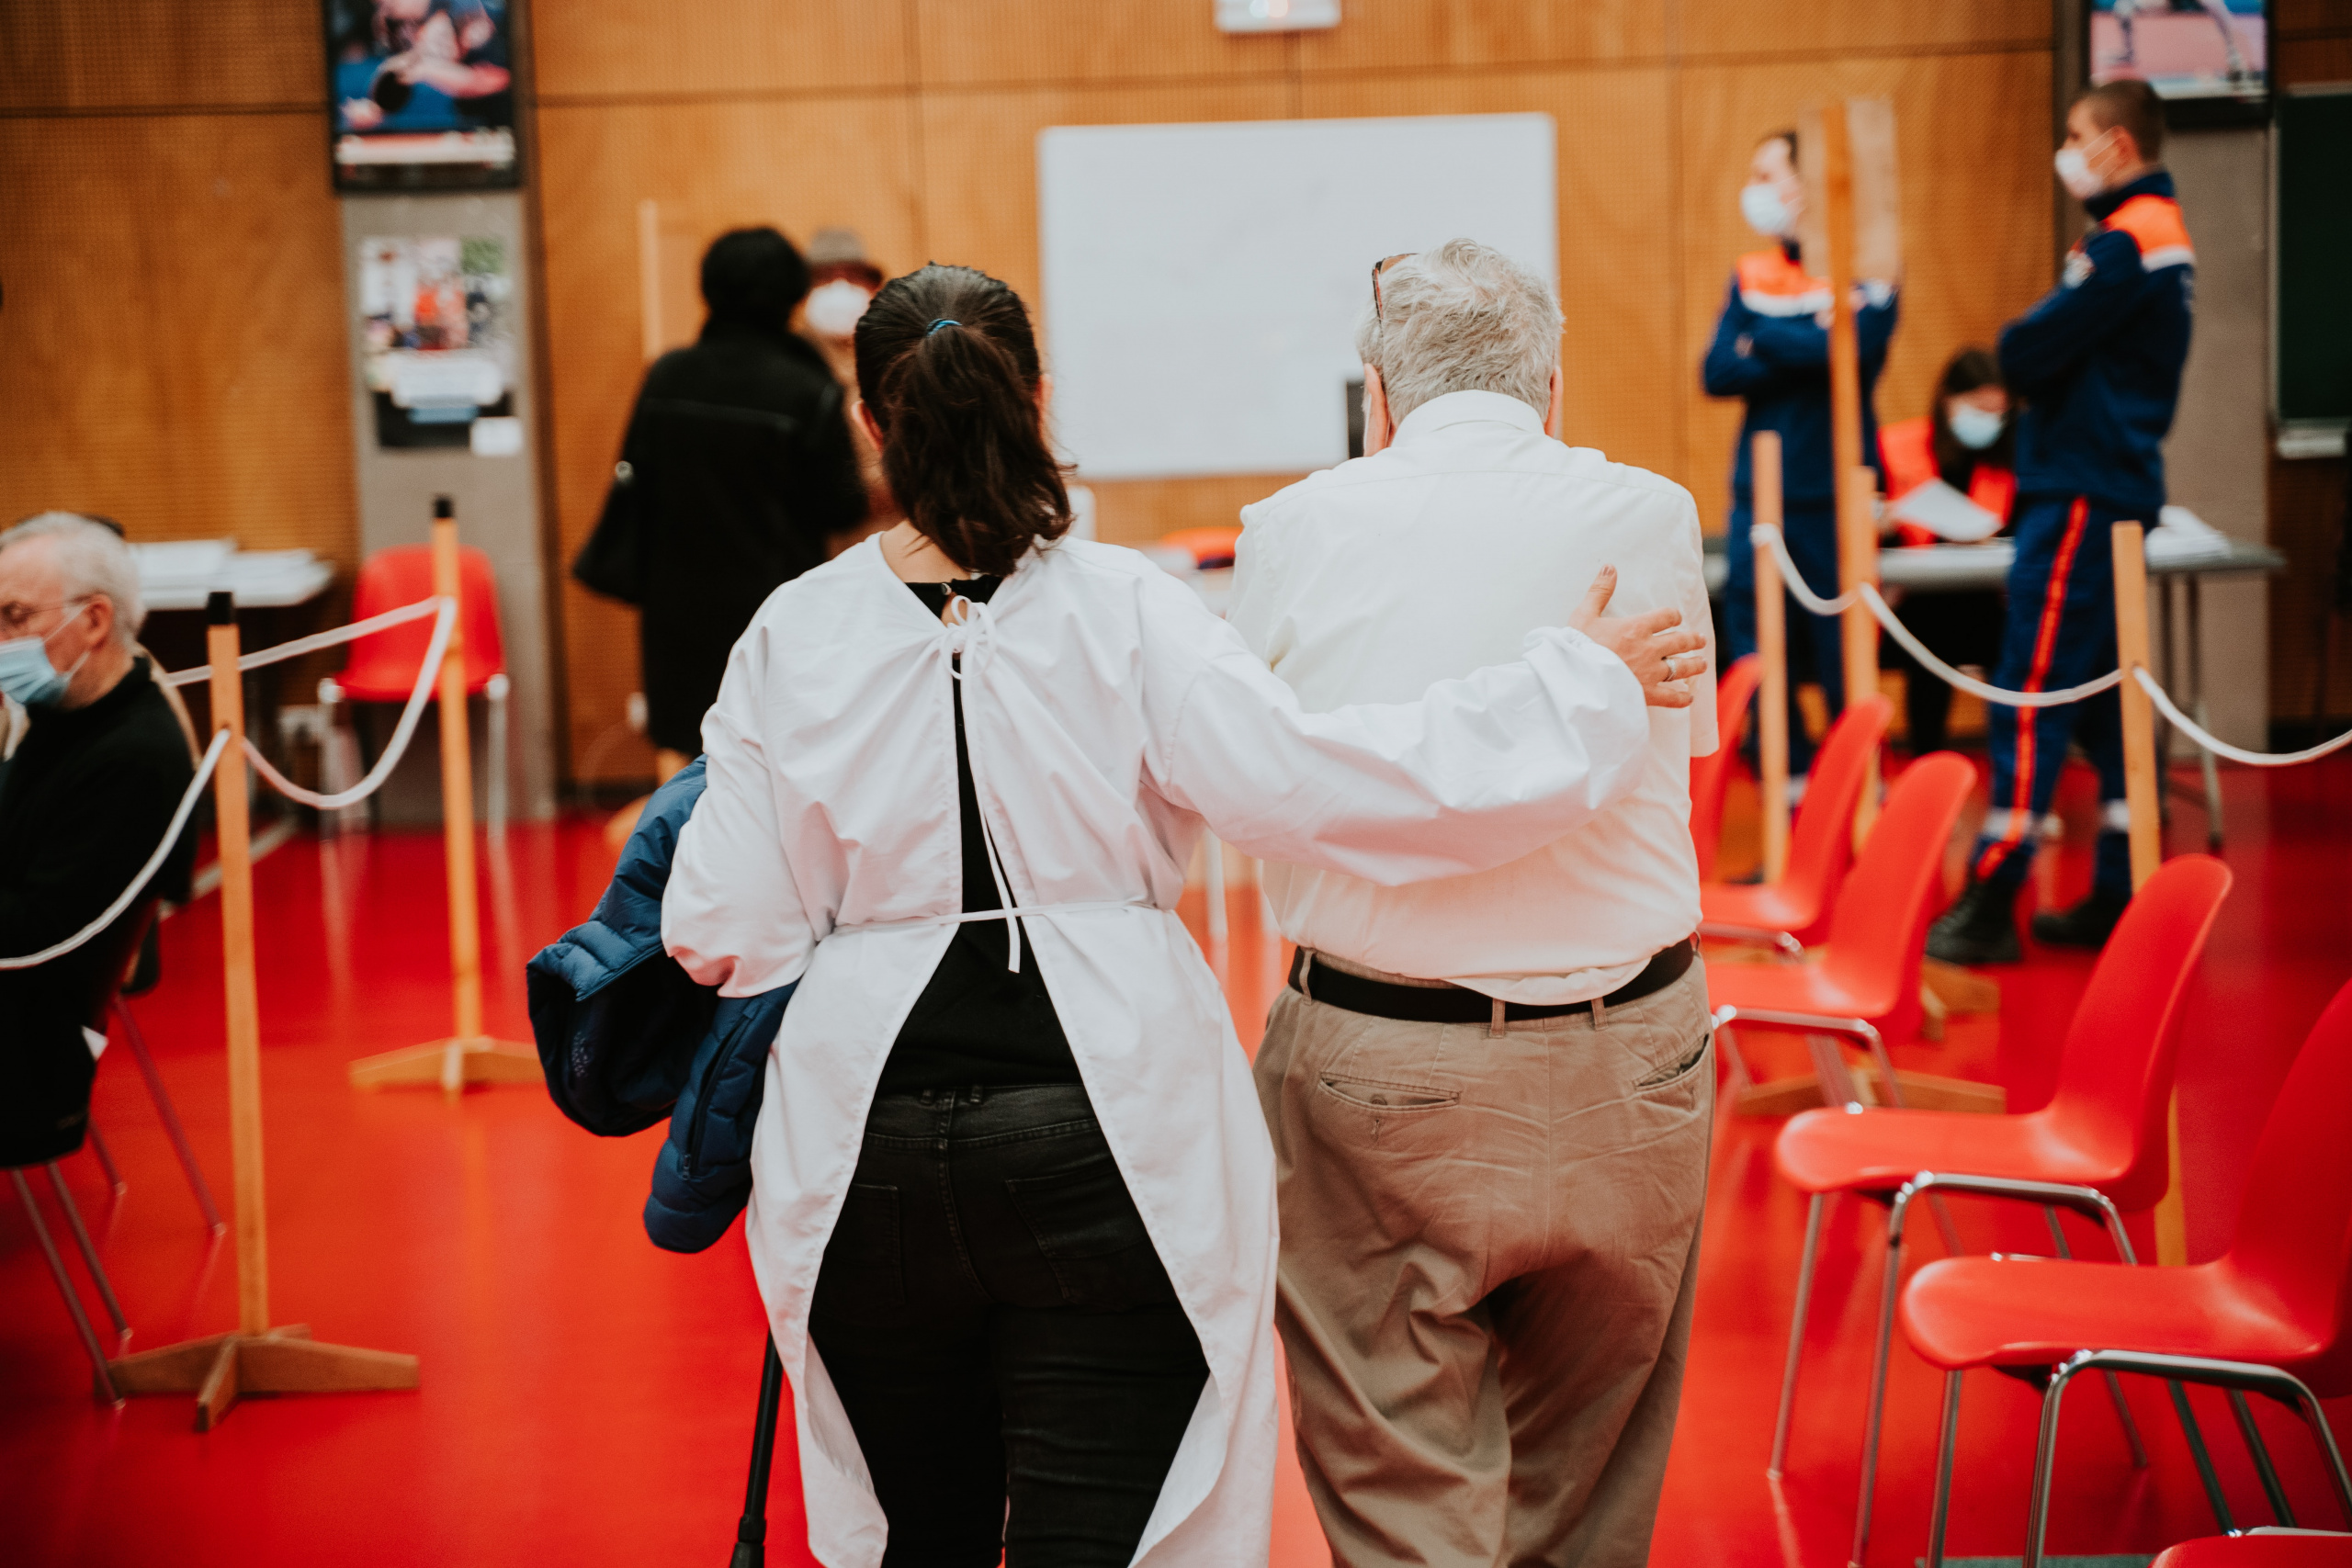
[0,513,196,1168]
[586,227,868,776]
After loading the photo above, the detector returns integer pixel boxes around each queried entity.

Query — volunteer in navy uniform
[1704,126,1898,784]
[1929,78,2193,964]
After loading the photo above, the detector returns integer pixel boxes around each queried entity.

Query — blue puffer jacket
[526,758,793,1253]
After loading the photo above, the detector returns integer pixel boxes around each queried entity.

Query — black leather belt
[1287,938,1696,1026]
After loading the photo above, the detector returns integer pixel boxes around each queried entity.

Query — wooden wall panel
[0,0,320,110]
[1678,0,2048,59]
[536,96,921,771]
[1295,0,1662,74]
[526,7,2064,779]
[1677,51,2052,529]
[913,0,1290,89]
[1300,67,1681,482]
[532,0,910,101]
[0,112,356,566]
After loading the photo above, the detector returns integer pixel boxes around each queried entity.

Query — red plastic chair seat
[1702,880,1828,938]
[1706,954,1902,1032]
[1772,1105,2123,1198]
[2154,1535,2352,1566]
[1901,1255,2324,1377]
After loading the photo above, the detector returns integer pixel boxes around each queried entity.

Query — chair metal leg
[2025,1359,2088,1568]
[2041,1205,2149,1466]
[1769,1190,1826,1477]
[1926,1371,1962,1568]
[2280,1373,2352,1522]
[13,1169,120,1403]
[1852,1183,1916,1567]
[113,998,225,1235]
[85,1122,126,1196]
[45,1164,127,1339]
[2229,1388,2297,1526]
[1807,1033,1864,1109]
[2169,1380,2236,1533]
[485,673,510,838]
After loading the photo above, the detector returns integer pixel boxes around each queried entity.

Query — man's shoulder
[1553,446,1701,517]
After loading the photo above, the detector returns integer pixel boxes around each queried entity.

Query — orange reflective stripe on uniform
[1736,248,1832,318]
[1976,496,2090,880]
[2103,195,2196,273]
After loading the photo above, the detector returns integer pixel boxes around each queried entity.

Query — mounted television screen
[324,0,518,190]
[2089,0,2268,124]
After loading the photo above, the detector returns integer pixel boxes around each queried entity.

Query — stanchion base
[348,1036,541,1098]
[107,1323,419,1431]
[1733,1067,2006,1119]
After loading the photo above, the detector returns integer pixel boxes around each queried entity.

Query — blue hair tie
[926,318,961,336]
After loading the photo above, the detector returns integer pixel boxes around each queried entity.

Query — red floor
[5,755,2348,1565]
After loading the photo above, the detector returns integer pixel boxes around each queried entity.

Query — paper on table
[1888,478,2004,543]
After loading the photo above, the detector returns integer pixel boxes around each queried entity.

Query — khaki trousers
[1253,961,1713,1568]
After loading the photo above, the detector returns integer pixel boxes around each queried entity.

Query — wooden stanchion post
[348,498,538,1095]
[1754,433,1792,883]
[107,592,419,1427]
[2114,522,2187,1264]
[1844,464,1883,840]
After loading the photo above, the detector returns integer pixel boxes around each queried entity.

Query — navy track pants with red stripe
[1970,495,2132,897]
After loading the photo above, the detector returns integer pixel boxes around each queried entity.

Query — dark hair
[1929,345,2013,485]
[2075,78,2165,164]
[371,66,413,113]
[700,228,810,329]
[854,265,1070,577]
[1759,127,1798,164]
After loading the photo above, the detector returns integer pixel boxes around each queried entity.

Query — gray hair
[1353,238,1563,427]
[0,512,146,645]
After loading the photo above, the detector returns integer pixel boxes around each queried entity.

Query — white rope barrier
[241,596,455,810]
[0,728,232,970]
[160,596,444,688]
[1753,524,2125,708]
[2134,667,2352,767]
[0,598,458,970]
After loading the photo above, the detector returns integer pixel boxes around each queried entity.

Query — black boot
[2030,886,2132,950]
[1926,878,2022,965]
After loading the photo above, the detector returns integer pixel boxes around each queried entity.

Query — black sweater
[0,660,196,1164]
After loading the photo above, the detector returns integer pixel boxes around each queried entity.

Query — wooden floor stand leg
[108,1324,418,1432]
[349,1036,543,1096]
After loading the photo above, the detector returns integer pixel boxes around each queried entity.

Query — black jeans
[808,1084,1209,1568]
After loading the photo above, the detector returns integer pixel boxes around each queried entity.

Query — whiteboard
[1037,114,1556,480]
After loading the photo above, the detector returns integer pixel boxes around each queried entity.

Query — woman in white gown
[661,264,1704,1568]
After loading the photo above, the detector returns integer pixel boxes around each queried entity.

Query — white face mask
[1740,182,1794,240]
[2053,129,2114,200]
[804,279,873,339]
[1947,401,2007,451]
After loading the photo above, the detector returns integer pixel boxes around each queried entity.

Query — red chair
[319,543,511,829]
[1900,978,2352,1568]
[1690,653,1764,881]
[1708,751,1975,1113]
[2154,1535,2352,1567]
[1702,694,1891,951]
[1768,853,2233,1563]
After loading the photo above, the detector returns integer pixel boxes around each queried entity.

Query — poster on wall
[2089,0,2267,121]
[324,0,518,189]
[356,235,522,454]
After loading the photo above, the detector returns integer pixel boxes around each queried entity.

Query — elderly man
[0,513,195,1168]
[1229,240,1717,1568]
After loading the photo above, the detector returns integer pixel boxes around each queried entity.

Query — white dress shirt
[1229,389,1719,1004]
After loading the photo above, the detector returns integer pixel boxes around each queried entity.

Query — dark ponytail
[854,265,1071,577]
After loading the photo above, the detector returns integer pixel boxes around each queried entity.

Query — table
[135,545,338,815]
[1703,534,2288,845]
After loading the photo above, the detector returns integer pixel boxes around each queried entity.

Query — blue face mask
[0,604,93,708]
[1947,401,2007,451]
